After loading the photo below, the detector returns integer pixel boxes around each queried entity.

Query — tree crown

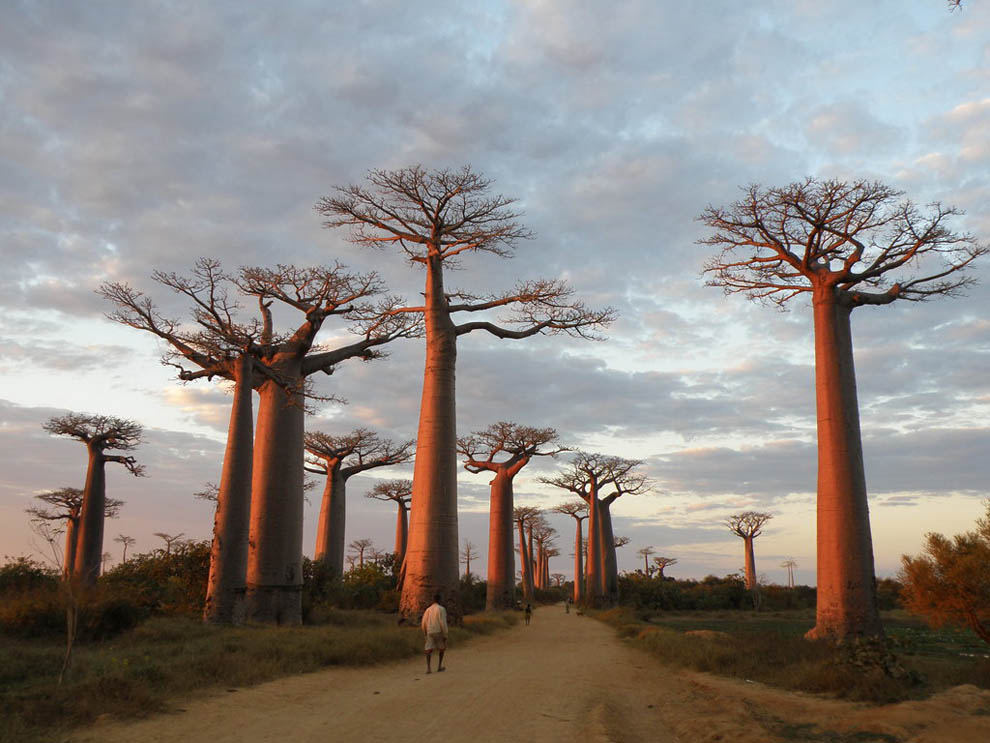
[43,414,145,475]
[304,429,414,478]
[366,478,413,504]
[726,511,773,539]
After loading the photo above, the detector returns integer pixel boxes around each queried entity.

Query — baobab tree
[653,556,678,578]
[513,506,541,602]
[348,538,374,569]
[114,535,136,564]
[700,179,986,640]
[43,414,144,586]
[366,479,413,564]
[781,558,797,588]
[727,512,772,594]
[318,166,615,619]
[533,521,557,589]
[553,501,588,604]
[155,532,186,555]
[551,573,566,588]
[460,540,479,579]
[637,546,656,576]
[459,423,565,609]
[26,488,122,576]
[304,429,414,577]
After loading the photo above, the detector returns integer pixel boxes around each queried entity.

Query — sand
[70,606,990,743]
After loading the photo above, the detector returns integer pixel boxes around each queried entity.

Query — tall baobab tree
[533,521,557,590]
[26,488,123,576]
[460,540,479,579]
[304,429,414,577]
[553,501,588,604]
[43,414,144,586]
[653,556,677,578]
[459,423,565,609]
[781,558,797,588]
[366,479,413,564]
[551,573,565,588]
[700,179,986,640]
[114,534,136,564]
[637,546,656,576]
[348,538,374,569]
[513,506,541,602]
[155,532,186,555]
[727,512,772,593]
[318,166,615,619]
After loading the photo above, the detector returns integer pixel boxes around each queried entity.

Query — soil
[70,605,990,743]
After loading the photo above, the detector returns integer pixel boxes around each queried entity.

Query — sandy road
[71,606,990,743]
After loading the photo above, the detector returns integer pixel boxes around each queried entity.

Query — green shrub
[0,557,58,595]
[100,541,210,615]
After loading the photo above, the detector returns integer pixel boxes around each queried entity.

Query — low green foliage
[596,609,990,705]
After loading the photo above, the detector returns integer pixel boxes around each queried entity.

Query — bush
[100,541,210,615]
[0,557,59,595]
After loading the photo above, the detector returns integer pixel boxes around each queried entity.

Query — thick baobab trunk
[518,519,534,601]
[400,255,461,620]
[584,496,603,603]
[203,357,254,624]
[573,520,584,604]
[806,294,882,640]
[395,501,409,564]
[600,503,618,602]
[63,516,79,578]
[526,523,536,590]
[313,466,347,577]
[73,447,106,586]
[743,536,757,591]
[245,376,306,625]
[486,470,516,610]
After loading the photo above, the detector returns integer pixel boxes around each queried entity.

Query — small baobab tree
[366,479,413,565]
[155,532,186,555]
[460,540,479,579]
[727,512,772,594]
[653,556,677,578]
[533,520,557,589]
[781,558,797,588]
[114,534,136,564]
[348,538,374,569]
[304,429,414,577]
[513,506,541,602]
[27,488,123,576]
[700,179,986,640]
[319,166,615,619]
[553,500,588,603]
[637,546,656,576]
[551,572,565,588]
[459,423,565,609]
[43,414,144,585]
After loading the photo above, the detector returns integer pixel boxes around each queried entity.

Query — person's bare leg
[425,649,432,673]
[437,649,445,671]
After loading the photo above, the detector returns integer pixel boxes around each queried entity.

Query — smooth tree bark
[27,488,123,577]
[318,166,615,620]
[553,501,588,603]
[459,422,564,610]
[699,179,986,640]
[513,506,540,602]
[727,512,773,592]
[305,430,414,577]
[366,479,413,564]
[43,415,144,586]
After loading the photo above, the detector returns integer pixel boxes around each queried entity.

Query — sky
[2,0,989,588]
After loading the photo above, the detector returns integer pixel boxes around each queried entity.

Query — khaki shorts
[425,632,446,651]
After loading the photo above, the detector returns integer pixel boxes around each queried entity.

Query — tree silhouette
[727,512,773,592]
[781,558,797,588]
[900,501,990,644]
[348,538,374,569]
[653,556,678,578]
[27,487,123,576]
[553,500,588,603]
[43,414,143,585]
[155,532,186,555]
[319,165,615,619]
[700,179,986,640]
[460,540,479,579]
[366,479,413,565]
[637,546,656,576]
[114,534,136,564]
[459,422,565,609]
[513,506,541,602]
[304,429,414,577]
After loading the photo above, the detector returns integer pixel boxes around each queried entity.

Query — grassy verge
[595,607,990,704]
[0,610,517,743]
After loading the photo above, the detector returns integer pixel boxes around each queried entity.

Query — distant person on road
[421,593,448,674]
[565,598,570,614]
[524,603,532,625]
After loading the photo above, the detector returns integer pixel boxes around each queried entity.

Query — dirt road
[72,606,990,743]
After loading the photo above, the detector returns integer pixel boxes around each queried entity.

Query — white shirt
[421,602,448,636]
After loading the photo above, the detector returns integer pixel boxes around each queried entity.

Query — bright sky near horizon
[1,1,988,588]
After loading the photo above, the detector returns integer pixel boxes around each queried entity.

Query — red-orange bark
[486,469,516,609]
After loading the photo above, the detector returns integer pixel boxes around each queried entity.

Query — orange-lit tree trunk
[395,498,409,563]
[584,495,603,602]
[203,355,254,624]
[400,254,461,620]
[245,371,306,625]
[743,536,757,591]
[73,446,108,586]
[572,518,584,603]
[486,469,516,610]
[62,511,79,578]
[807,293,882,640]
[517,517,534,601]
[313,465,347,575]
[600,495,619,601]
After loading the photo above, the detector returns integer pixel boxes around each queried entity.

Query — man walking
[421,593,448,674]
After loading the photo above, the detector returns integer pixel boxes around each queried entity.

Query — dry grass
[0,610,517,743]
